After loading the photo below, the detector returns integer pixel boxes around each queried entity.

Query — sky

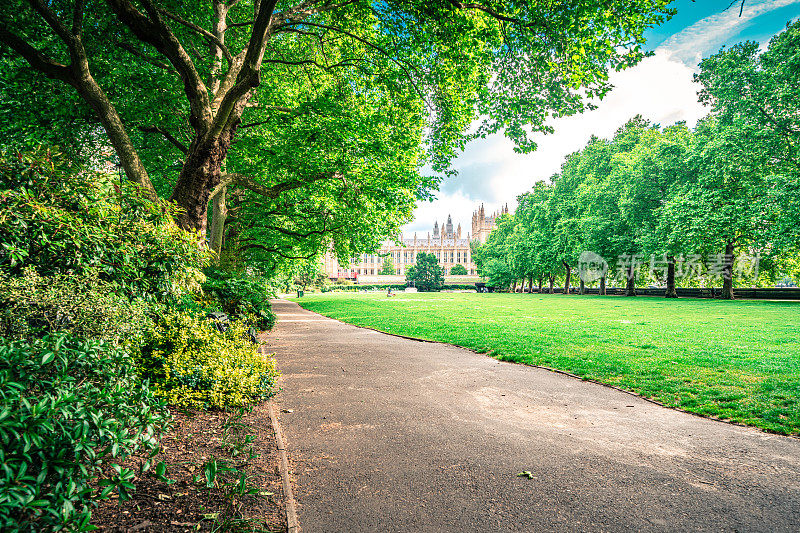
[402,0,800,237]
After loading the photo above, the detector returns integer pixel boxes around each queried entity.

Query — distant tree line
[472,21,800,300]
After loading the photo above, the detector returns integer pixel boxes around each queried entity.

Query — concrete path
[268,299,800,532]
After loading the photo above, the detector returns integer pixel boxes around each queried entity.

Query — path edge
[268,400,300,533]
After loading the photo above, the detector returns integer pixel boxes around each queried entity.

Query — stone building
[324,204,505,280]
[472,203,509,243]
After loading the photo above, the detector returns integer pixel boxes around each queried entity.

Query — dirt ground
[92,403,287,532]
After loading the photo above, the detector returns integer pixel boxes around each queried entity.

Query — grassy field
[291,292,800,435]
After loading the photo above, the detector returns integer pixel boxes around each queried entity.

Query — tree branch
[105,0,212,135]
[160,7,233,68]
[0,25,72,83]
[140,125,188,153]
[115,41,174,71]
[280,21,431,110]
[211,171,340,199]
[207,0,280,141]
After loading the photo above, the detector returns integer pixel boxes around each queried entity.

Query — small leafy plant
[0,334,170,531]
[136,310,280,409]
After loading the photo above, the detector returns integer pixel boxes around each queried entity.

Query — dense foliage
[0,148,208,302]
[0,149,281,528]
[200,268,276,331]
[0,334,169,531]
[0,268,150,347]
[449,264,468,275]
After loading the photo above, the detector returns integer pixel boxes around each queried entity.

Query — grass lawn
[290,292,800,436]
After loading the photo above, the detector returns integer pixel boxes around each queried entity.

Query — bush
[0,147,208,302]
[0,267,150,347]
[201,269,276,331]
[137,311,279,410]
[0,334,169,531]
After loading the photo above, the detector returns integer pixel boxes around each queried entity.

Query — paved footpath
[268,299,800,532]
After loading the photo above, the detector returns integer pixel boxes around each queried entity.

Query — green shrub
[0,147,208,302]
[201,269,276,331]
[0,334,169,531]
[0,267,150,347]
[137,311,279,410]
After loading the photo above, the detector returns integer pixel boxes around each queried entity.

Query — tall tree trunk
[538,276,543,293]
[625,264,636,297]
[665,256,677,298]
[512,279,517,293]
[563,262,571,295]
[579,278,585,295]
[721,242,736,300]
[548,275,555,294]
[528,274,534,294]
[210,186,227,258]
[599,276,606,296]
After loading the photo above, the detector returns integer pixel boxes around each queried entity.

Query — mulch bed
[92,403,286,532]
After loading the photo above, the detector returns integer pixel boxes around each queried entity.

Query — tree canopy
[0,0,675,270]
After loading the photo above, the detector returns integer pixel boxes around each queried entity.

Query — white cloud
[661,0,800,66]
[403,1,799,235]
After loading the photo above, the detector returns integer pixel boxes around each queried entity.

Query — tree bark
[512,279,517,293]
[563,262,571,295]
[579,278,585,295]
[721,242,736,300]
[625,265,636,296]
[548,275,555,294]
[599,276,606,296]
[210,185,227,257]
[169,132,235,233]
[528,274,533,294]
[665,256,677,298]
[537,276,543,293]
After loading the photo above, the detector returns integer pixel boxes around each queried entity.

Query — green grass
[291,292,800,436]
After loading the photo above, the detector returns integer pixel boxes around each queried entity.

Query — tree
[0,0,676,263]
[659,118,767,299]
[449,264,467,275]
[516,182,560,293]
[405,252,443,292]
[379,257,395,276]
[620,123,693,297]
[472,213,517,290]
[691,21,800,296]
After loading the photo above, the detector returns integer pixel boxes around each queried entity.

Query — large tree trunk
[721,242,736,300]
[170,134,234,234]
[599,276,606,296]
[579,278,585,295]
[512,279,517,293]
[563,262,571,295]
[548,275,555,294]
[528,274,534,294]
[538,276,543,293]
[665,256,677,298]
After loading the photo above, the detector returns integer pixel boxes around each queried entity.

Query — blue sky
[402,0,800,237]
